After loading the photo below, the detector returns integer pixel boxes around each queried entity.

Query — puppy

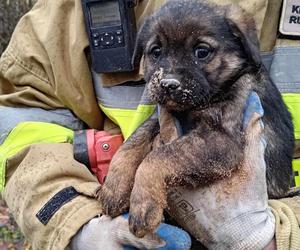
[99,0,294,237]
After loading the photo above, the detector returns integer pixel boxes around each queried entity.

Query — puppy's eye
[194,45,212,60]
[150,45,162,59]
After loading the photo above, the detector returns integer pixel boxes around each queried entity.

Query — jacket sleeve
[0,0,103,129]
[0,106,102,250]
[0,1,106,245]
[2,143,102,250]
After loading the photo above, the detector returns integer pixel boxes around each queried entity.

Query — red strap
[86,130,123,184]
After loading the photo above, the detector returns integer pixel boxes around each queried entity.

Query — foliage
[0,203,31,249]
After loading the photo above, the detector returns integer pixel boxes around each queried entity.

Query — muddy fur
[99,0,294,237]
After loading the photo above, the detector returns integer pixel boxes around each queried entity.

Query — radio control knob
[116,36,123,44]
[93,39,99,47]
[100,33,115,46]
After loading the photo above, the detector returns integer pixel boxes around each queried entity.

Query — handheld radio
[82,0,137,73]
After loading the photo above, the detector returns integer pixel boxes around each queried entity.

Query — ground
[0,200,29,250]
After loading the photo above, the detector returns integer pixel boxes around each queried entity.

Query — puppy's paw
[98,173,133,218]
[129,188,164,238]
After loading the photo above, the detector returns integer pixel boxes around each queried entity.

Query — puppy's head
[134,0,261,112]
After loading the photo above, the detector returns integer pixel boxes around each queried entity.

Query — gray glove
[167,92,275,249]
[70,215,165,250]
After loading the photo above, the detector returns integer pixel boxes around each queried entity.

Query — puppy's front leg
[129,130,243,237]
[99,118,159,218]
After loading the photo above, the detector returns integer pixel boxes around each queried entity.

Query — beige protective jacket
[0,0,300,249]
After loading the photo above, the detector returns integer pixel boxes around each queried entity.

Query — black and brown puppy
[99,0,294,237]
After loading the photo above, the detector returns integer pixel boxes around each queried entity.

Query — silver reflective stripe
[261,47,300,93]
[92,70,154,109]
[0,107,85,144]
[261,52,273,72]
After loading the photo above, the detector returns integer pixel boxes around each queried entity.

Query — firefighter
[0,0,299,249]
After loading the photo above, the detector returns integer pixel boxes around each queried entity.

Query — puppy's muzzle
[160,76,180,91]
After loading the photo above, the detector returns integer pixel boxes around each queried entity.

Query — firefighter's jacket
[0,0,300,249]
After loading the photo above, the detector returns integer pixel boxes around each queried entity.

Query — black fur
[134,0,294,198]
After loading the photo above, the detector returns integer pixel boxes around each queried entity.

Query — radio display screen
[90,1,121,27]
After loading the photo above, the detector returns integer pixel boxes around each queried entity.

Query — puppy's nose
[160,77,180,90]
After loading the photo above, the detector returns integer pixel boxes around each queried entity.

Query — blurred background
[0,1,36,248]
[0,0,36,54]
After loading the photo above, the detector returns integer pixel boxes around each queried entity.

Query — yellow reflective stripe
[293,159,300,187]
[100,104,156,139]
[282,93,300,140]
[0,122,74,191]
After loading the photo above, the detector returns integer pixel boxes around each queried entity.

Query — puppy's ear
[225,5,261,66]
[132,19,152,69]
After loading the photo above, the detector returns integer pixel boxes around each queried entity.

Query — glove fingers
[245,112,264,141]
[243,113,267,185]
[243,91,264,130]
[113,216,166,249]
